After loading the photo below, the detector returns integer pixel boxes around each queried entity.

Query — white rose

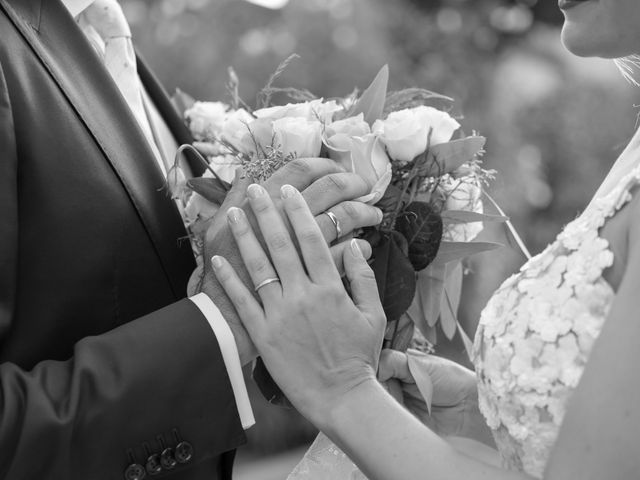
[373,106,460,162]
[185,101,228,141]
[442,178,484,242]
[272,117,323,159]
[329,133,392,204]
[326,113,371,140]
[235,118,275,157]
[255,99,341,124]
[220,108,255,151]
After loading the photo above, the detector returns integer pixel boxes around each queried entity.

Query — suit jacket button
[124,463,146,480]
[160,448,177,470]
[145,454,162,476]
[174,441,194,463]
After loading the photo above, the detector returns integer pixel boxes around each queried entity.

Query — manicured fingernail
[351,239,363,258]
[247,183,265,199]
[281,184,297,199]
[375,208,384,223]
[227,207,243,224]
[211,255,224,269]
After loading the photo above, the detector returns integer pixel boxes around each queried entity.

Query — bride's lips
[558,0,592,11]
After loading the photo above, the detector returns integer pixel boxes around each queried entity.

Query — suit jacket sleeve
[0,56,245,480]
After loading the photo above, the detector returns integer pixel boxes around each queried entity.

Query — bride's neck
[587,127,640,208]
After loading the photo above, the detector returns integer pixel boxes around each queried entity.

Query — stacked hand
[199,158,383,365]
[378,350,495,447]
[210,182,386,422]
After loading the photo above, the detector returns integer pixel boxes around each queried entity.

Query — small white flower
[185,101,228,141]
[254,99,342,124]
[272,117,323,159]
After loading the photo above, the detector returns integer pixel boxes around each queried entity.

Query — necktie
[79,0,168,174]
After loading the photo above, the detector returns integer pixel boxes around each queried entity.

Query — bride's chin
[561,26,616,58]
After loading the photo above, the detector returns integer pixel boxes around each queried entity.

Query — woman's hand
[211,183,386,425]
[378,349,495,447]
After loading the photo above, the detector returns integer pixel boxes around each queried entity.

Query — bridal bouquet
[170,57,507,410]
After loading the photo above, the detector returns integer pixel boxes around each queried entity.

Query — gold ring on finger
[324,211,342,239]
[254,277,281,292]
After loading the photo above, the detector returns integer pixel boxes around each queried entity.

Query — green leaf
[457,322,475,362]
[348,65,389,126]
[441,210,509,224]
[440,286,458,340]
[419,136,486,176]
[187,177,228,205]
[395,202,443,271]
[171,88,196,117]
[409,263,446,335]
[434,241,502,265]
[384,88,453,116]
[406,350,434,415]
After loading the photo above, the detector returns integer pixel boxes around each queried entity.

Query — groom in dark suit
[0,0,381,478]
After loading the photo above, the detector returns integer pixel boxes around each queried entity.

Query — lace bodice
[473,165,640,478]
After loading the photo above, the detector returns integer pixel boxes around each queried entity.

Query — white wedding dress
[288,133,640,479]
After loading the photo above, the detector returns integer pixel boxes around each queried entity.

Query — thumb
[344,239,385,324]
[221,170,251,209]
[378,349,412,383]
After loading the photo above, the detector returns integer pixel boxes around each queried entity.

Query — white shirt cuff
[189,293,255,430]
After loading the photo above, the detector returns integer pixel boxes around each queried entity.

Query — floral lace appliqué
[473,166,640,478]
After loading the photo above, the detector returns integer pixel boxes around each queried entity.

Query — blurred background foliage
[124,0,640,466]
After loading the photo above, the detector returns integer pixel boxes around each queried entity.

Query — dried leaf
[434,241,501,265]
[395,202,443,271]
[348,65,389,126]
[257,54,301,108]
[388,313,415,352]
[367,230,417,322]
[406,349,435,415]
[441,210,508,224]
[252,358,292,408]
[419,136,486,177]
[187,177,229,205]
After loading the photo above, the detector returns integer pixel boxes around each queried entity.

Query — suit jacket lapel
[2,0,195,298]
[136,55,206,177]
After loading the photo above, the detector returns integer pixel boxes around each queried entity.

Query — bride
[212,1,640,478]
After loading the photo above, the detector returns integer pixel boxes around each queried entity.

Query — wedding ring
[324,211,342,239]
[254,277,281,292]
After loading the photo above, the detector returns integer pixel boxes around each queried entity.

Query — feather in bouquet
[170,56,517,409]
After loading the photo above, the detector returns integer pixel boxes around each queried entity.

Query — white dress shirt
[61,0,254,430]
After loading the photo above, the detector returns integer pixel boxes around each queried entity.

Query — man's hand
[200,158,382,366]
[378,349,495,447]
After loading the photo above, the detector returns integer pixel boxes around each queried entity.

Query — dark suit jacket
[0,0,246,478]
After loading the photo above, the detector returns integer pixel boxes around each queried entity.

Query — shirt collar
[61,0,96,17]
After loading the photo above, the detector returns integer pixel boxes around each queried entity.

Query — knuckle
[324,173,349,193]
[267,231,291,251]
[230,291,249,309]
[285,158,313,177]
[340,201,360,220]
[251,199,271,214]
[247,256,271,275]
[297,227,324,245]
